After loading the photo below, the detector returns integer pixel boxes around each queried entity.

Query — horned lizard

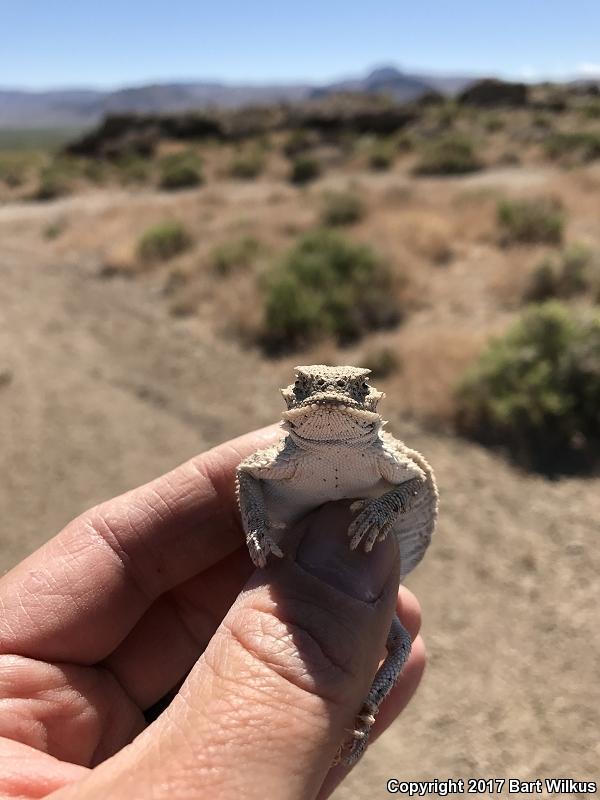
[236,365,439,764]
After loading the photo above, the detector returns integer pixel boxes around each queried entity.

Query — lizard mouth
[282,395,380,424]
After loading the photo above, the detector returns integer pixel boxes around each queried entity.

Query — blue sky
[1,0,599,89]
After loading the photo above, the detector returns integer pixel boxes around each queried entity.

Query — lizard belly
[262,450,387,525]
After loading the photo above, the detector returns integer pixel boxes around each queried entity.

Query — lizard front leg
[237,471,285,568]
[348,476,424,551]
[236,437,299,567]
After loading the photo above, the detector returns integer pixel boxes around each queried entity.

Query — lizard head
[281,365,384,441]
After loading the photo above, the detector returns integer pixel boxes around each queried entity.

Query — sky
[1,0,599,90]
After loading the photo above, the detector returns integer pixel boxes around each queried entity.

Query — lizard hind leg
[339,615,412,766]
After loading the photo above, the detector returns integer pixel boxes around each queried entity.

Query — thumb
[55,503,400,800]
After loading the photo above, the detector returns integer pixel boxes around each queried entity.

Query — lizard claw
[338,702,378,765]
[246,527,284,568]
[347,499,390,552]
[269,540,284,558]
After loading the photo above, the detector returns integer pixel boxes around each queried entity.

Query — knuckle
[78,508,153,602]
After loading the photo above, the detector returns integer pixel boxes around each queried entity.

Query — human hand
[0,425,425,800]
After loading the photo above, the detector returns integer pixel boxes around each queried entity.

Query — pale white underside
[239,430,438,580]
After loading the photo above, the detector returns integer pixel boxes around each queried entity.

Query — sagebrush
[137,221,192,262]
[159,151,203,190]
[455,302,600,474]
[261,229,399,351]
[497,197,564,245]
[414,134,481,175]
[320,190,365,226]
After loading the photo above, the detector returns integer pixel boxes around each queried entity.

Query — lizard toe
[267,538,284,559]
[363,525,382,552]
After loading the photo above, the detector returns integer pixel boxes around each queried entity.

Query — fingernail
[296,503,399,603]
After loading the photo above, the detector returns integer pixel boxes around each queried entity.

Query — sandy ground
[0,179,598,798]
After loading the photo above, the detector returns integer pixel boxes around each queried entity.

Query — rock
[458,78,528,107]
[64,100,418,160]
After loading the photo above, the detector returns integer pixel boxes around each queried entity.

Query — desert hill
[0,65,474,128]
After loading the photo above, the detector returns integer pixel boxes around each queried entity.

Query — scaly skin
[236,365,439,765]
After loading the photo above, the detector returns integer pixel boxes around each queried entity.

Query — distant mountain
[0,83,312,128]
[0,89,106,128]
[103,81,312,114]
[312,66,434,102]
[311,66,474,101]
[0,66,475,129]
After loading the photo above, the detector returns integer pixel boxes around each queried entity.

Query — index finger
[0,424,283,665]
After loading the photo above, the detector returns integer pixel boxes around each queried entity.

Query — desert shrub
[283,129,315,157]
[116,152,151,184]
[137,221,192,263]
[497,150,521,166]
[169,298,197,317]
[211,235,261,276]
[81,159,107,184]
[579,100,600,119]
[497,197,564,245]
[159,151,203,190]
[523,260,556,303]
[483,113,505,132]
[320,190,365,226]
[43,219,67,240]
[261,229,399,351]
[532,112,552,129]
[229,147,265,179]
[0,166,24,188]
[544,131,600,163]
[289,156,320,185]
[33,164,71,200]
[455,302,600,474]
[369,140,395,171]
[361,346,400,378]
[434,101,460,128]
[413,134,481,175]
[0,153,31,187]
[524,243,600,302]
[395,132,416,152]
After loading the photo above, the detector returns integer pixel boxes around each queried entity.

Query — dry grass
[396,211,454,264]
[384,325,488,425]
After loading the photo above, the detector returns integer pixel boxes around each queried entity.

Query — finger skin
[47,509,402,800]
[102,546,254,708]
[0,425,283,664]
[0,655,145,767]
[0,738,89,799]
